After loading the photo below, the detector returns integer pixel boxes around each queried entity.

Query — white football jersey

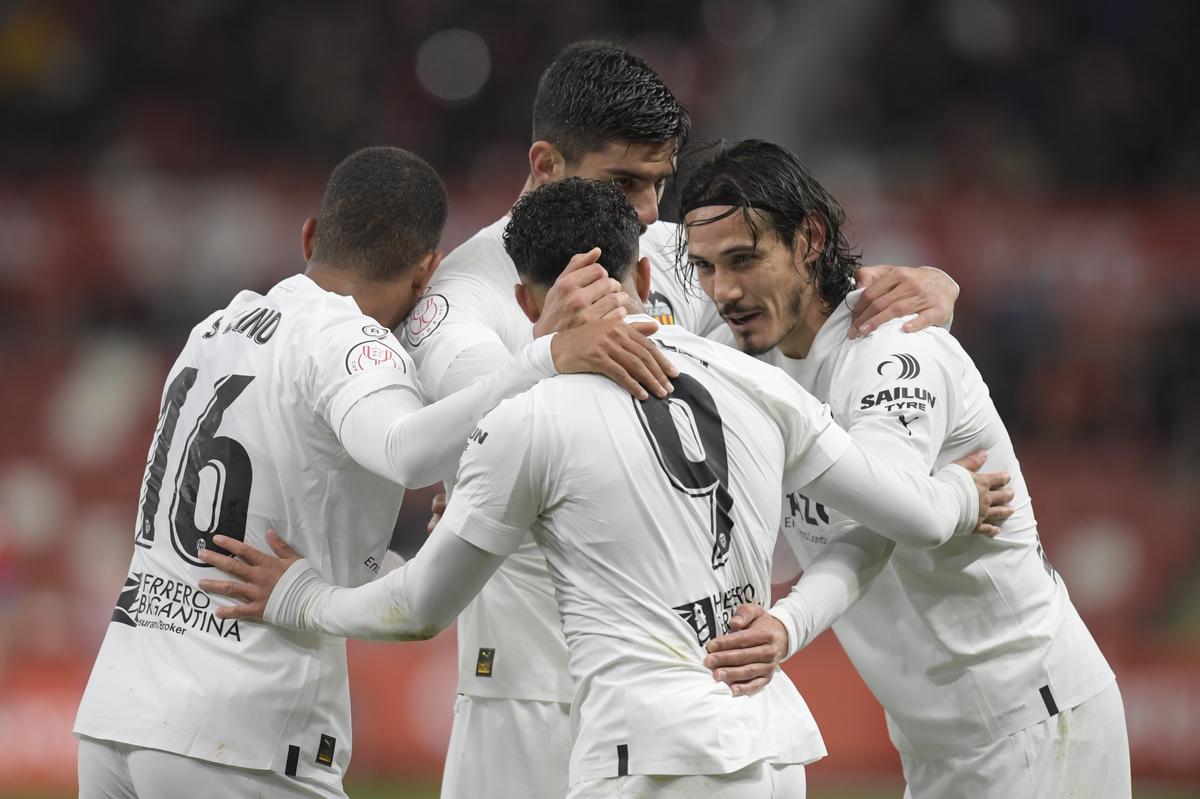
[441,321,843,783]
[74,274,416,788]
[768,289,1114,756]
[401,217,722,703]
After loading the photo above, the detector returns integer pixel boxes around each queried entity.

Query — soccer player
[73,148,677,799]
[199,177,1011,799]
[401,39,963,799]
[685,141,1130,798]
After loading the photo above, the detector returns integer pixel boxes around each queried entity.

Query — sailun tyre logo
[876,353,921,380]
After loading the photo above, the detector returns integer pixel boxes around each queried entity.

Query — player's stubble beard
[724,277,809,358]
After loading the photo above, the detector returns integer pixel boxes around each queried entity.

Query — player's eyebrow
[606,166,671,183]
[719,243,758,258]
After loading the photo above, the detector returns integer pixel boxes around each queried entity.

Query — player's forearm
[340,335,556,487]
[265,525,503,640]
[771,526,894,658]
[800,441,977,549]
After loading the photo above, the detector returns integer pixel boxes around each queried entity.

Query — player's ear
[634,256,652,303]
[411,250,443,296]
[301,218,318,261]
[528,141,564,188]
[797,212,827,266]
[514,281,541,324]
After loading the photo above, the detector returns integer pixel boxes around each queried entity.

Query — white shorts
[900,681,1131,799]
[440,694,572,799]
[77,736,346,799]
[568,758,806,799]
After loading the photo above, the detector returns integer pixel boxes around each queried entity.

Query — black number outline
[634,373,736,569]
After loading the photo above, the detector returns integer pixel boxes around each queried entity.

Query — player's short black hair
[312,147,447,280]
[532,40,691,163]
[504,178,641,288]
[678,140,860,313]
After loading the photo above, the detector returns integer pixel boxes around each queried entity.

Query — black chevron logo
[876,353,921,380]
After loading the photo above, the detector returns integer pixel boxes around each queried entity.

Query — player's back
[520,321,828,784]
[75,274,414,787]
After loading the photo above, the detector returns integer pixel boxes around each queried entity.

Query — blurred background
[1,0,1197,797]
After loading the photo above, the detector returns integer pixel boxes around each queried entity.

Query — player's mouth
[723,309,763,334]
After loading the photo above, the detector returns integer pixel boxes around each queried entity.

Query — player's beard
[729,279,808,357]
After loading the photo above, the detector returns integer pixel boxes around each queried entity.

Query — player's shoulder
[639,220,683,268]
[431,217,515,290]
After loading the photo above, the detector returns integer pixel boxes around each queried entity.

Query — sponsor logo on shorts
[345,340,405,375]
[672,583,758,647]
[111,568,242,641]
[876,352,921,379]
[405,293,449,347]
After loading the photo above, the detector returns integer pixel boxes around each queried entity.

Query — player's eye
[611,177,634,190]
[690,260,714,275]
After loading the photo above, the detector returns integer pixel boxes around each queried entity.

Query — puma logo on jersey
[898,414,917,435]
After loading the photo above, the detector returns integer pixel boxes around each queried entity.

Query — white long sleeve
[336,333,556,488]
[768,523,894,659]
[795,439,979,550]
[264,517,506,640]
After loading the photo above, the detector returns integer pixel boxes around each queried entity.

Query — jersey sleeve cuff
[767,605,803,661]
[438,499,528,557]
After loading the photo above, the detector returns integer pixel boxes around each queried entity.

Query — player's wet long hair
[675,140,860,314]
[504,178,641,287]
[312,147,447,280]
[533,40,691,163]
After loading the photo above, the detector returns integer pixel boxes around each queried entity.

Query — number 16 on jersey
[134,367,255,567]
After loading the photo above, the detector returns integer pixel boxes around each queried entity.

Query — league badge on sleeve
[404,293,450,347]
[345,340,405,375]
[645,291,676,326]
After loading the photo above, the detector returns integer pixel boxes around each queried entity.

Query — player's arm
[766,366,1008,550]
[704,523,894,694]
[849,265,958,338]
[199,392,548,639]
[337,315,673,488]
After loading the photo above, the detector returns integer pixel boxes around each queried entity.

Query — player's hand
[426,492,447,536]
[703,603,788,697]
[850,265,958,338]
[198,530,302,621]
[551,316,679,400]
[532,248,628,337]
[952,451,1014,537]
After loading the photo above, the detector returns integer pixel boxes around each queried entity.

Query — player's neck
[776,305,830,360]
[304,263,405,329]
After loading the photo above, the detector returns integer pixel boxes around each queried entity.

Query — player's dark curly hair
[676,140,860,313]
[504,178,641,287]
[533,40,691,163]
[312,147,447,280]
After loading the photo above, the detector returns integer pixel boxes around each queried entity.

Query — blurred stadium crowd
[0,0,1197,792]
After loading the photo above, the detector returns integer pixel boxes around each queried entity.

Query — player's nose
[632,189,659,227]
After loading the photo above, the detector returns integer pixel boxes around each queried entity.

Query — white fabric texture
[74,274,424,788]
[400,217,724,706]
[766,288,1115,757]
[567,759,807,799]
[899,682,1130,799]
[439,695,572,799]
[77,737,347,799]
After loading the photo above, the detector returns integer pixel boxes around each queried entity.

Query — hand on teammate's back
[952,451,1015,537]
[532,248,628,337]
[850,265,959,338]
[551,316,679,400]
[703,603,787,697]
[198,530,300,622]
